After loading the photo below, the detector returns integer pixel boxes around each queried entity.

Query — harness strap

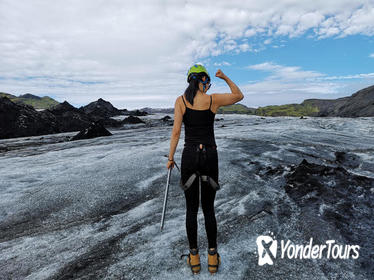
[180,173,197,191]
[201,175,220,191]
[180,172,220,191]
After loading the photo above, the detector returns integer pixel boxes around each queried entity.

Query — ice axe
[160,167,172,231]
[160,155,180,231]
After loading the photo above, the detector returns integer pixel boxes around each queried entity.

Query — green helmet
[187,64,210,83]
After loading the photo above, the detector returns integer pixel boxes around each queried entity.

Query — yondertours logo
[257,235,277,265]
[256,234,360,266]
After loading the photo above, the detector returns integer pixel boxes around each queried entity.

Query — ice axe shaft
[160,167,172,231]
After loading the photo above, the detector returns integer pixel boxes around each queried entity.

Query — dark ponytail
[184,73,207,106]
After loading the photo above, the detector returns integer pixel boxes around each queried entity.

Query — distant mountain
[0,92,17,99]
[254,103,319,117]
[253,85,374,117]
[217,103,256,114]
[139,103,256,114]
[302,85,374,117]
[0,92,59,109]
[19,93,41,99]
[140,107,174,114]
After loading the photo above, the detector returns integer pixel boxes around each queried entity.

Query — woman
[166,64,244,274]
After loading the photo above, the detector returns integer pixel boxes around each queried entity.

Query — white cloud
[370,53,374,58]
[213,61,232,66]
[0,0,373,108]
[247,62,324,80]
[264,39,272,45]
[323,73,374,80]
[238,43,252,52]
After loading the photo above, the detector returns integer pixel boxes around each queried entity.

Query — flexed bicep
[213,93,243,107]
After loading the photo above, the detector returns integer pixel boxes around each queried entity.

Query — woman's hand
[166,159,175,170]
[215,69,227,80]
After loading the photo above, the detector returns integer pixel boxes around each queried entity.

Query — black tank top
[181,95,216,146]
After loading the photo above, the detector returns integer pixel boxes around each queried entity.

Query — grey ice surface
[0,115,373,280]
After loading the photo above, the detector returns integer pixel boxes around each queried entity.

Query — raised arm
[212,69,244,107]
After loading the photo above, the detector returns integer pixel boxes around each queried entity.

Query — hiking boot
[181,248,201,274]
[208,248,221,274]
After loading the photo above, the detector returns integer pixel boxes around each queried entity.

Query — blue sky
[1,0,374,109]
[204,33,374,107]
[213,34,373,78]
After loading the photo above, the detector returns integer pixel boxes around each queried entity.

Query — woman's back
[181,93,216,147]
[182,93,216,112]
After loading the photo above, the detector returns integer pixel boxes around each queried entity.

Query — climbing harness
[179,144,220,191]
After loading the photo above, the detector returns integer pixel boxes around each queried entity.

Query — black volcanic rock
[47,101,92,132]
[129,109,148,116]
[95,118,124,128]
[49,101,79,114]
[284,158,374,273]
[159,115,173,126]
[122,115,145,124]
[71,122,112,141]
[80,98,124,120]
[161,115,171,122]
[0,96,149,139]
[0,96,59,139]
[285,159,374,246]
[119,108,129,115]
[334,151,361,169]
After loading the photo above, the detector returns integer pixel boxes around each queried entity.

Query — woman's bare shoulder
[174,95,186,113]
[175,95,182,103]
[178,95,186,105]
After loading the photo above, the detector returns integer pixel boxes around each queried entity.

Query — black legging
[181,144,219,249]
